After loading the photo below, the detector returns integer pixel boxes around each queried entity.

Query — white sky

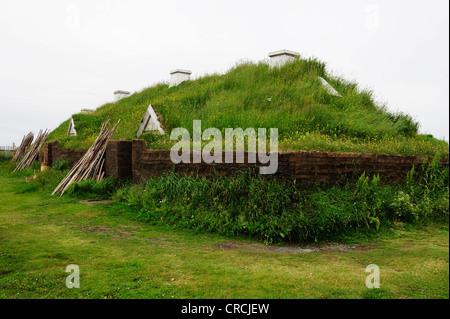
[0,0,448,146]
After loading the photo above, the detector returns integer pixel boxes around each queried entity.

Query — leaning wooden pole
[13,130,49,171]
[11,132,34,162]
[51,118,120,196]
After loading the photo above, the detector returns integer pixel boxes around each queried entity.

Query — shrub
[66,177,118,200]
[33,167,69,191]
[116,157,448,243]
[52,160,70,171]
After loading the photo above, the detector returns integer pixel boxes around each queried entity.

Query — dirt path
[214,241,378,254]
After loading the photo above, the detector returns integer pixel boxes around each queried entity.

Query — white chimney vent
[80,108,94,114]
[268,49,300,68]
[114,90,130,101]
[169,69,192,87]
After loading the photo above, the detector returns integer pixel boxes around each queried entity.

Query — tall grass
[46,58,447,156]
[116,158,449,243]
[0,160,122,199]
[1,156,447,244]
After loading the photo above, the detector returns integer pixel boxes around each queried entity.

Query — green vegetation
[116,158,448,244]
[3,154,448,246]
[0,163,448,298]
[3,57,448,299]
[46,59,448,156]
[0,157,41,177]
[65,178,124,200]
[9,160,123,201]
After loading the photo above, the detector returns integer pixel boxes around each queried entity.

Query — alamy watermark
[65,264,80,288]
[365,264,380,288]
[170,120,279,174]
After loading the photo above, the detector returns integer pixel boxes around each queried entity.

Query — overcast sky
[0,0,448,146]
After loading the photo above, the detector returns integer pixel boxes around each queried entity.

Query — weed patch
[115,158,449,243]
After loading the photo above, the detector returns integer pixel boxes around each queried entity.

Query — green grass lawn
[0,173,448,299]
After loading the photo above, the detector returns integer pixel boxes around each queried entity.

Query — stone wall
[131,140,448,184]
[39,141,87,167]
[105,140,133,180]
[41,140,449,185]
[40,141,132,180]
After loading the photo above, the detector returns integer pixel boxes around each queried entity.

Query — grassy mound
[47,58,448,156]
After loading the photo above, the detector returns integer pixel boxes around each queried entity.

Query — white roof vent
[114,90,130,101]
[268,49,300,67]
[169,69,192,87]
[80,108,94,114]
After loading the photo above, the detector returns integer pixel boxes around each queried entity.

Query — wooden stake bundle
[13,130,50,171]
[52,118,120,196]
[11,132,34,162]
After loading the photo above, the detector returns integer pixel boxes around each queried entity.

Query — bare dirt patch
[56,220,161,243]
[76,224,163,243]
[213,241,377,254]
